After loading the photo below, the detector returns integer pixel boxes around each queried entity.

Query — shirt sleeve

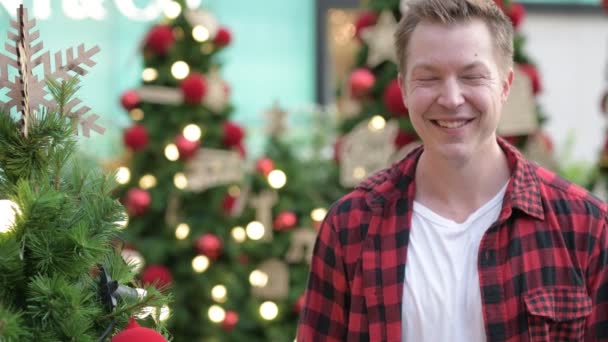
[297,207,349,342]
[585,214,608,340]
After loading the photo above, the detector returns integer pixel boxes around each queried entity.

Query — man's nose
[436,77,465,109]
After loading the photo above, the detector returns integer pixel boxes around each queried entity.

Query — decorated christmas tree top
[0,5,169,341]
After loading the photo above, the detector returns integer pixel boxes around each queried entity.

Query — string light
[115,166,131,184]
[158,305,170,321]
[171,61,190,80]
[267,170,287,189]
[139,174,157,189]
[249,270,269,287]
[175,223,190,240]
[174,173,188,189]
[129,108,144,121]
[208,305,226,323]
[192,25,210,42]
[162,1,181,19]
[186,0,202,8]
[259,301,279,320]
[311,208,328,222]
[353,167,366,180]
[231,226,246,243]
[165,144,179,161]
[142,68,158,82]
[0,200,20,234]
[115,215,128,230]
[121,249,145,273]
[246,221,265,240]
[211,285,227,303]
[192,255,210,273]
[368,115,386,131]
[183,124,202,142]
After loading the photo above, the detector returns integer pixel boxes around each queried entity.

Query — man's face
[399,18,513,162]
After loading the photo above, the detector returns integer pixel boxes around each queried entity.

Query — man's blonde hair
[394,0,514,75]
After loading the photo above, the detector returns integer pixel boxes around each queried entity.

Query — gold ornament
[184,148,245,192]
[285,227,317,264]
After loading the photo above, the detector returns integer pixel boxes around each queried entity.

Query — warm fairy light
[173,173,188,189]
[175,223,190,240]
[192,25,210,42]
[115,166,131,184]
[162,1,181,19]
[259,301,279,320]
[186,0,202,8]
[231,226,246,243]
[249,270,269,287]
[183,124,202,142]
[192,255,210,273]
[208,305,226,323]
[134,306,155,319]
[142,68,158,82]
[171,61,190,80]
[267,170,287,189]
[311,208,328,222]
[211,285,227,302]
[200,42,214,54]
[159,305,170,321]
[139,174,157,189]
[129,108,144,121]
[353,167,366,180]
[0,200,20,233]
[136,288,147,298]
[115,215,128,230]
[368,115,386,131]
[165,143,180,161]
[246,221,265,240]
[228,185,240,197]
[121,249,145,273]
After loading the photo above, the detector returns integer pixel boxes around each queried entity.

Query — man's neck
[414,141,510,223]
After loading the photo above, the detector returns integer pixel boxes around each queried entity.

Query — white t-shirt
[402,183,507,342]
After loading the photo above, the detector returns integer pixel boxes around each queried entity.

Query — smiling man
[297,0,608,341]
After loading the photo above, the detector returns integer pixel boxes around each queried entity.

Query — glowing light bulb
[175,223,190,240]
[311,208,328,222]
[192,255,210,273]
[267,170,287,189]
[163,1,181,19]
[192,25,210,42]
[249,270,269,287]
[231,226,246,243]
[115,166,131,184]
[208,305,226,323]
[129,109,144,121]
[165,144,179,161]
[353,167,366,180]
[368,115,386,131]
[246,221,265,240]
[142,68,158,82]
[121,249,145,273]
[173,173,188,189]
[158,305,170,321]
[211,285,227,302]
[171,61,190,80]
[139,174,157,189]
[183,124,202,142]
[259,301,279,320]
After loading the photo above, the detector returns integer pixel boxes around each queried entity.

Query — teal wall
[0,1,315,160]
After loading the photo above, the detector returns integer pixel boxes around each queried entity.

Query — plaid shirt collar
[356,137,545,221]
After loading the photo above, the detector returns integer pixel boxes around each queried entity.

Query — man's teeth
[436,120,468,128]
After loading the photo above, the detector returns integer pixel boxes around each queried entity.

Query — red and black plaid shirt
[298,138,608,341]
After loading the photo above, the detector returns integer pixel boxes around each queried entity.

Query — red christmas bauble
[111,317,167,342]
[141,264,172,288]
[196,234,223,260]
[180,73,207,104]
[221,310,239,331]
[144,25,175,56]
[123,124,149,151]
[124,188,151,216]
[120,90,140,111]
[354,11,377,40]
[221,194,237,215]
[274,211,298,231]
[518,63,542,95]
[394,130,418,149]
[383,79,408,117]
[349,68,375,99]
[255,157,274,177]
[175,134,200,160]
[222,121,245,147]
[293,294,306,314]
[508,3,526,30]
[214,27,232,47]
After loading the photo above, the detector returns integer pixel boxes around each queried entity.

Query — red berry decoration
[120,90,140,111]
[180,73,207,104]
[196,234,223,260]
[124,188,151,217]
[144,25,175,56]
[123,124,149,151]
[141,264,172,288]
[111,317,167,342]
[354,11,377,40]
[175,134,200,160]
[518,63,542,95]
[349,68,375,99]
[383,79,408,116]
[222,193,237,215]
[255,157,274,177]
[214,27,232,47]
[507,3,526,30]
[222,121,245,147]
[274,211,298,231]
[221,310,239,331]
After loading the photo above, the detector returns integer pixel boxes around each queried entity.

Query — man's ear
[501,68,514,103]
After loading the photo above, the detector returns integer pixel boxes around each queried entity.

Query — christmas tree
[0,5,169,341]
[331,0,556,192]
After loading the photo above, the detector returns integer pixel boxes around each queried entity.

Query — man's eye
[417,77,438,81]
[462,75,483,80]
